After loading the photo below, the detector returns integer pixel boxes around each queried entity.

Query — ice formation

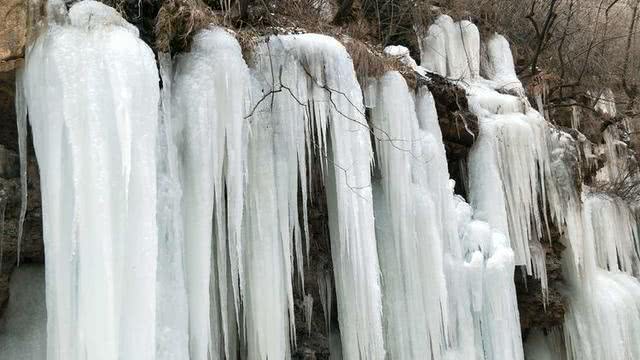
[156,52,189,360]
[536,102,640,360]
[592,88,617,118]
[21,1,160,358]
[481,34,524,96]
[368,70,522,358]
[247,34,385,360]
[369,72,449,359]
[419,15,480,79]
[172,27,247,359]
[169,29,385,359]
[15,1,640,359]
[421,16,550,296]
[561,192,640,360]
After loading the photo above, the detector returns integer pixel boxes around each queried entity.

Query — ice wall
[171,27,248,359]
[367,69,523,359]
[21,1,160,359]
[536,105,640,360]
[247,34,385,360]
[368,72,449,359]
[422,16,550,298]
[423,18,640,359]
[167,29,386,359]
[561,193,640,360]
[19,2,640,359]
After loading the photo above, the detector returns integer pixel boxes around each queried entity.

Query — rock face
[0,149,43,317]
[0,0,26,155]
[0,0,40,313]
[0,0,27,72]
[515,234,567,332]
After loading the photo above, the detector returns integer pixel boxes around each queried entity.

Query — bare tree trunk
[623,0,640,113]
[239,0,251,20]
[333,0,355,25]
[528,0,559,75]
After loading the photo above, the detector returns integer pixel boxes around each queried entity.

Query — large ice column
[172,28,247,359]
[0,265,47,359]
[584,194,639,275]
[420,15,480,79]
[368,72,448,359]
[564,268,640,360]
[598,125,632,182]
[365,68,523,359]
[451,199,523,360]
[481,34,525,95]
[419,16,447,76]
[421,19,551,276]
[242,105,293,359]
[21,1,160,359]
[563,194,640,360]
[545,130,585,270]
[248,34,385,359]
[421,15,550,271]
[543,127,640,359]
[467,106,549,273]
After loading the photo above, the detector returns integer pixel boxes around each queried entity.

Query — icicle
[249,34,385,359]
[155,52,189,360]
[545,137,640,360]
[419,16,447,75]
[172,27,247,360]
[422,21,551,282]
[481,34,525,96]
[243,108,292,358]
[419,15,480,80]
[303,294,314,334]
[601,125,629,182]
[15,68,27,265]
[530,240,549,306]
[593,88,617,118]
[318,270,333,333]
[571,104,581,130]
[22,2,160,358]
[584,194,639,274]
[463,25,550,285]
[369,72,448,360]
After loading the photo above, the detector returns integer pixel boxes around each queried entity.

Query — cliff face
[0,0,42,317]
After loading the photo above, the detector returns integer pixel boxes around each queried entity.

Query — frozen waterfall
[10,1,640,359]
[21,2,160,359]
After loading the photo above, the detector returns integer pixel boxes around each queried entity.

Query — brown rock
[0,0,27,72]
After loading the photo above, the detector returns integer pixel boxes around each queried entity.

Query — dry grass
[98,0,128,15]
[236,27,259,63]
[342,37,416,88]
[155,0,221,53]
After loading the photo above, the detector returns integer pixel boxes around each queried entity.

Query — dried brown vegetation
[341,37,415,87]
[155,0,220,53]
